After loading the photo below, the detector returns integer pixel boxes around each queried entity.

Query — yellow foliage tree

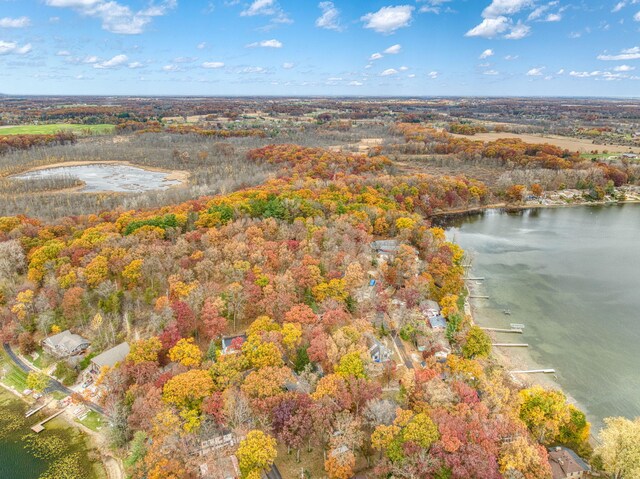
[168,338,203,368]
[236,430,277,479]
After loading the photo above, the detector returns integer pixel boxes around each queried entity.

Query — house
[428,315,447,330]
[370,240,399,261]
[89,342,130,375]
[548,447,589,479]
[421,300,441,318]
[199,454,240,479]
[221,335,247,355]
[42,330,90,358]
[367,335,392,363]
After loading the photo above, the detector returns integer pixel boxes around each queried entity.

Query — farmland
[0,123,114,136]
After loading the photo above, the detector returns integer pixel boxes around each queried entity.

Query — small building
[548,447,589,479]
[89,342,130,375]
[199,454,240,479]
[367,335,392,363]
[221,335,247,355]
[421,300,441,317]
[42,330,90,358]
[428,314,447,330]
[370,240,400,261]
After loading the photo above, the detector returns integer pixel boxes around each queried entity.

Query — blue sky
[0,0,640,96]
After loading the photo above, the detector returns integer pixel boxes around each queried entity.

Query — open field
[0,124,115,135]
[450,131,640,154]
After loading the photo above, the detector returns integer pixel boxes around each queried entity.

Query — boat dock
[492,343,529,347]
[25,402,49,418]
[481,327,523,334]
[31,408,65,433]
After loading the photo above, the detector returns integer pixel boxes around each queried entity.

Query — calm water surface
[12,163,181,192]
[446,205,640,432]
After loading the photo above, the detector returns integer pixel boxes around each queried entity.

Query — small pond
[12,163,182,193]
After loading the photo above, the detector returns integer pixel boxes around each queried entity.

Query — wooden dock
[469,295,490,299]
[492,343,529,348]
[25,402,49,418]
[31,409,65,433]
[464,277,485,281]
[481,327,523,334]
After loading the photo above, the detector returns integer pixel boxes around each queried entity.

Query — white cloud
[197,42,207,49]
[247,39,283,48]
[0,16,31,28]
[635,11,640,21]
[598,46,640,61]
[370,52,383,60]
[202,61,225,69]
[466,16,509,37]
[557,68,565,74]
[483,69,499,75]
[614,64,635,71]
[428,71,439,79]
[399,65,409,71]
[384,44,402,54]
[240,0,291,23]
[349,81,364,86]
[504,22,530,39]
[483,0,534,19]
[45,0,177,35]
[316,1,341,30]
[128,61,143,69]
[0,41,32,55]
[238,66,267,74]
[546,13,562,22]
[504,54,519,60]
[418,0,453,14]
[361,5,414,34]
[93,54,128,69]
[162,64,180,72]
[408,73,416,78]
[480,48,494,59]
[612,0,640,12]
[56,50,71,56]
[527,67,545,76]
[380,68,399,76]
[282,62,295,69]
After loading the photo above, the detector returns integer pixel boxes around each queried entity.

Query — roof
[421,300,441,313]
[429,314,447,329]
[370,240,399,253]
[548,447,589,478]
[43,330,89,353]
[91,342,130,369]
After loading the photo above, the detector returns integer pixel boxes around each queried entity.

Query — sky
[1,0,640,96]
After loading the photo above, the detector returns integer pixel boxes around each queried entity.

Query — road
[3,343,106,416]
[392,334,414,369]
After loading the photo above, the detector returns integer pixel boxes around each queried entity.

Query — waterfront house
[88,342,130,375]
[367,335,392,363]
[42,330,90,358]
[548,447,589,479]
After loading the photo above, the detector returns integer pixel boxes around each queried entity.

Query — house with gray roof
[89,342,130,375]
[42,330,90,358]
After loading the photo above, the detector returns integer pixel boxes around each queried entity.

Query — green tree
[595,417,640,479]
[462,325,492,359]
[26,371,50,393]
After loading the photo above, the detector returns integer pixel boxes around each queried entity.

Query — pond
[446,204,640,433]
[11,163,183,192]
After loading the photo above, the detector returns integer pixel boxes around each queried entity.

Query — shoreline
[0,378,119,478]
[3,160,190,189]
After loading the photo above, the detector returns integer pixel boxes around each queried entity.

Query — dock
[492,343,529,348]
[464,277,485,281]
[25,401,49,418]
[481,327,523,334]
[511,369,556,374]
[31,408,65,433]
[469,295,490,299]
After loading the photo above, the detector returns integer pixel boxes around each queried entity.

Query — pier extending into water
[511,369,556,374]
[31,408,65,433]
[481,327,523,334]
[493,343,529,348]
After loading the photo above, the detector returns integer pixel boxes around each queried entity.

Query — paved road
[392,334,414,369]
[265,464,282,479]
[3,343,106,416]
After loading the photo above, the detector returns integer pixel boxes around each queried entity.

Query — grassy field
[0,124,115,136]
[0,350,29,392]
[76,410,104,432]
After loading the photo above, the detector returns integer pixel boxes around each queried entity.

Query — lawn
[75,410,104,432]
[0,350,29,392]
[0,123,115,136]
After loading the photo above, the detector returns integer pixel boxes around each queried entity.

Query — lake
[0,390,101,478]
[12,163,182,192]
[445,204,640,433]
